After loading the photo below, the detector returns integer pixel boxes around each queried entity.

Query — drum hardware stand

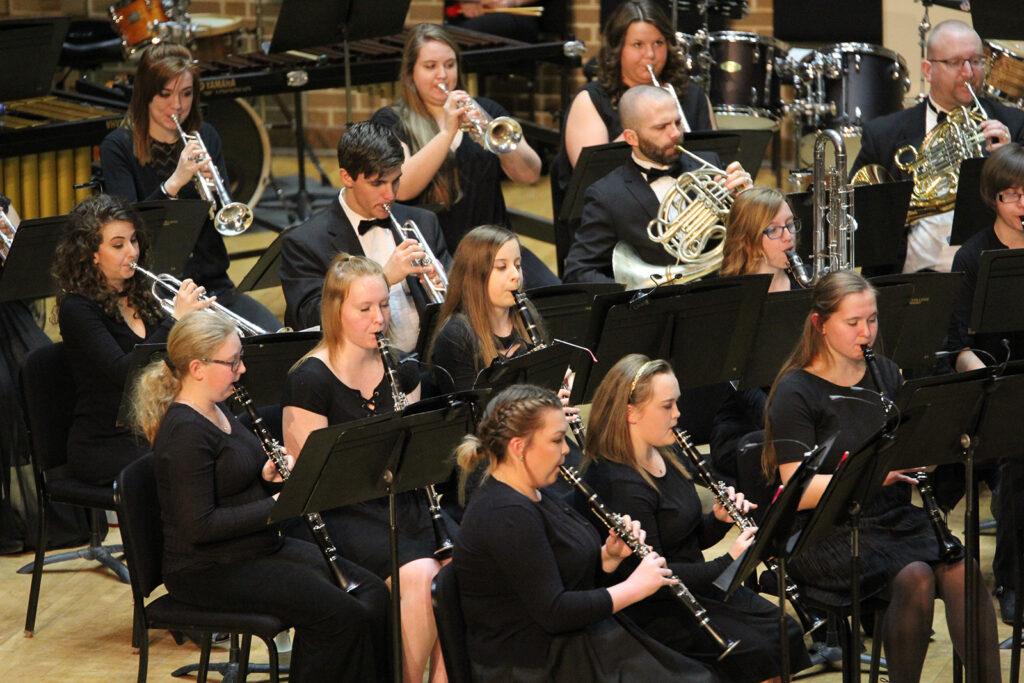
[916,1,933,101]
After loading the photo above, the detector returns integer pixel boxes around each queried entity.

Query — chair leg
[868,610,884,683]
[264,639,280,683]
[197,633,213,683]
[237,634,253,683]
[23,486,49,636]
[137,627,149,683]
[17,508,129,583]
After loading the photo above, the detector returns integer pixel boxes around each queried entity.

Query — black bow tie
[927,100,948,125]
[639,162,681,183]
[357,218,389,235]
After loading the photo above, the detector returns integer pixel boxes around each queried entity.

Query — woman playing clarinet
[133,310,389,683]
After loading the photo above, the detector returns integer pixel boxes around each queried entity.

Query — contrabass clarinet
[671,428,825,633]
[375,332,455,560]
[231,384,359,592]
[558,464,740,659]
[860,344,962,560]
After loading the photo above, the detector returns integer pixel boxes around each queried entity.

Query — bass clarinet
[558,464,740,659]
[671,428,825,633]
[860,344,962,560]
[231,384,359,592]
[376,332,455,560]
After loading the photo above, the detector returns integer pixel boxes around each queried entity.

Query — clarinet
[375,332,455,560]
[671,428,825,633]
[558,464,740,659]
[512,290,545,350]
[860,344,962,561]
[231,384,359,592]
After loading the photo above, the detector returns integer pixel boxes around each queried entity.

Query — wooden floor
[7,157,1021,680]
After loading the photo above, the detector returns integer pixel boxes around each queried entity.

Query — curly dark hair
[52,194,163,326]
[597,0,690,109]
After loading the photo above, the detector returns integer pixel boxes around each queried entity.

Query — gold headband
[629,360,658,399]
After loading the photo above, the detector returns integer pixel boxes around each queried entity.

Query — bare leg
[882,562,935,683]
[387,558,446,683]
[429,635,449,683]
[936,559,1002,683]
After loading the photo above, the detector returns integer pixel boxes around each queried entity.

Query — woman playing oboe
[582,354,808,682]
[763,270,1000,683]
[454,383,716,682]
[281,254,448,683]
[132,311,389,682]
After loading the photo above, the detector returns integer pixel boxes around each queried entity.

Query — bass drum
[985,39,1024,106]
[203,99,271,209]
[707,31,789,130]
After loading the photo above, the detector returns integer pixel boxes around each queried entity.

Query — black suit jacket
[851,97,1024,179]
[563,152,721,284]
[279,199,450,330]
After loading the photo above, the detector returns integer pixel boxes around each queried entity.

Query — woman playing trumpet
[582,354,809,682]
[370,23,558,287]
[100,42,281,333]
[282,254,450,683]
[52,194,208,486]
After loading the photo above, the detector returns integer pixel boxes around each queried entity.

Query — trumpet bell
[216,202,255,236]
[484,116,522,155]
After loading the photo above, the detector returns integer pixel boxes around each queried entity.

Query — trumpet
[438,84,522,155]
[170,114,254,236]
[130,262,272,337]
[385,205,447,305]
[0,206,16,264]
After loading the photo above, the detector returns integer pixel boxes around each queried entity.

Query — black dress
[280,357,440,579]
[156,403,390,683]
[59,294,173,486]
[428,313,523,392]
[584,459,810,681]
[455,477,718,682]
[767,363,953,607]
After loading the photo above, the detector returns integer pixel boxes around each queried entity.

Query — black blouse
[429,313,523,392]
[282,357,397,421]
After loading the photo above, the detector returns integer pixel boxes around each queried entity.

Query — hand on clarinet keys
[631,552,679,598]
[605,515,644,559]
[729,526,757,560]
[884,467,922,486]
[262,451,294,483]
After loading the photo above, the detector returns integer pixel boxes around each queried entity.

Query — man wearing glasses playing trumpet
[851,19,1024,274]
[280,122,451,351]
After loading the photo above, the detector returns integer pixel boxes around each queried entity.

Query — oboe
[231,384,359,592]
[375,332,455,560]
[860,344,962,560]
[671,428,825,633]
[558,464,740,659]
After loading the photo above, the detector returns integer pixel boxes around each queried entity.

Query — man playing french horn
[851,19,1024,274]
[564,85,753,286]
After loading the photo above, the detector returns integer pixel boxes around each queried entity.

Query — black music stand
[0,16,70,101]
[271,395,479,683]
[558,142,632,224]
[525,283,624,346]
[736,288,813,390]
[571,274,771,403]
[0,214,67,302]
[970,0,1024,44]
[870,273,961,370]
[714,436,836,683]
[134,200,210,278]
[413,302,444,363]
[237,227,291,293]
[472,341,575,394]
[950,158,994,247]
[971,248,1024,334]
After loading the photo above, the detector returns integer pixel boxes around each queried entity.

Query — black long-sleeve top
[454,477,614,668]
[155,403,283,576]
[429,313,523,392]
[99,125,232,291]
[584,458,733,595]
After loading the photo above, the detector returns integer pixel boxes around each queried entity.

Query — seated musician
[453,383,717,682]
[281,254,449,683]
[99,43,280,333]
[563,84,751,285]
[946,143,1024,623]
[850,19,1024,274]
[132,310,390,683]
[279,121,449,348]
[369,23,559,288]
[582,354,810,681]
[443,0,547,43]
[764,270,1000,683]
[52,194,207,486]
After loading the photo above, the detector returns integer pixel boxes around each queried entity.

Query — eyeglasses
[998,192,1024,204]
[927,56,986,71]
[202,353,244,372]
[763,219,801,240]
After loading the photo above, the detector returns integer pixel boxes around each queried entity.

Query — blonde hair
[132,311,237,443]
[761,270,878,480]
[584,354,688,490]
[720,187,788,277]
[454,384,562,502]
[428,225,543,373]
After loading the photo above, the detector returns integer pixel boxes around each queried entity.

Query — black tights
[881,560,1000,683]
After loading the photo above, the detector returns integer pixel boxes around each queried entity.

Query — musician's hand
[262,452,294,483]
[382,238,430,285]
[460,1,486,17]
[715,161,753,196]
[441,91,472,137]
[711,486,756,523]
[884,468,922,487]
[605,515,644,560]
[628,551,678,599]
[171,278,212,320]
[420,262,446,292]
[980,118,1012,152]
[729,526,757,560]
[167,139,209,195]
